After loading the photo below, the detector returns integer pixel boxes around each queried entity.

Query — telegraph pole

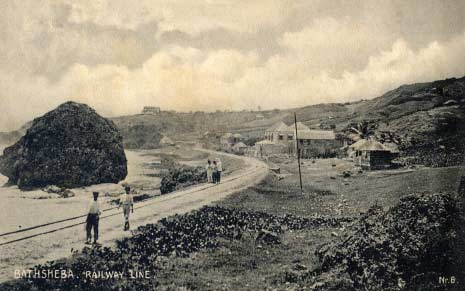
[294,112,303,195]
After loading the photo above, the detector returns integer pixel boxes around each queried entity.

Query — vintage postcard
[0,1,464,290]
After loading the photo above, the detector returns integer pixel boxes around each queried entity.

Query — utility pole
[294,112,303,195]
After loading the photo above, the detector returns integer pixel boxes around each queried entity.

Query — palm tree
[349,120,378,140]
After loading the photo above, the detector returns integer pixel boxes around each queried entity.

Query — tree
[349,120,378,140]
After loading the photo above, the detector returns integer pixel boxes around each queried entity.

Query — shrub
[160,165,207,194]
[315,192,465,291]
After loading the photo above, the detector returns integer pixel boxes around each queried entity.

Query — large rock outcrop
[0,101,127,189]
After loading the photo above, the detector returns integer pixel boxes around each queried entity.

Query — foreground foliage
[3,192,463,290]
[315,192,465,291]
[1,207,350,291]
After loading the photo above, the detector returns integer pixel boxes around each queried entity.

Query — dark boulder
[0,101,127,189]
[256,229,281,245]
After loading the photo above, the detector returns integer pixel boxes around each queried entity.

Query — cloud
[2,30,465,131]
[65,0,288,35]
[279,17,393,75]
[0,0,159,80]
[1,1,465,131]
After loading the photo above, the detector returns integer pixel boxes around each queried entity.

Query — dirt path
[0,148,267,282]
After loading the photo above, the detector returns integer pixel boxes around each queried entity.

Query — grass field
[221,159,463,217]
[151,159,464,290]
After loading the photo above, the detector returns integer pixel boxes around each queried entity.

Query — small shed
[348,139,398,170]
[160,136,175,146]
[232,133,244,142]
[232,142,248,154]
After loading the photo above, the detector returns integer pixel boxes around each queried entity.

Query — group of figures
[206,158,222,184]
[85,159,223,245]
[85,186,134,245]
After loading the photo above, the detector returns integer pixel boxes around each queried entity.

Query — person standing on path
[119,186,134,231]
[206,160,213,183]
[216,158,223,184]
[86,192,101,245]
[212,160,218,184]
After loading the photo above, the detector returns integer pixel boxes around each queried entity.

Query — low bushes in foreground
[315,192,465,291]
[1,207,350,291]
[3,192,462,291]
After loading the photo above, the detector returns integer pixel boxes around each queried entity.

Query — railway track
[0,148,268,283]
[0,157,265,247]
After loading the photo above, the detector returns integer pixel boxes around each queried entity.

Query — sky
[1,0,465,131]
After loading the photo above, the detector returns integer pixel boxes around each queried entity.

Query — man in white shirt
[86,192,101,245]
[119,186,134,231]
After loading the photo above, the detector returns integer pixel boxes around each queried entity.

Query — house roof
[349,139,394,152]
[233,142,248,148]
[221,132,233,139]
[297,130,336,140]
[293,122,311,132]
[383,142,400,153]
[255,140,274,145]
[233,133,243,138]
[266,121,311,133]
[266,121,291,132]
[160,136,174,144]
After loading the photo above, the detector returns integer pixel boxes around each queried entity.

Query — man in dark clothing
[216,158,222,183]
[212,160,218,184]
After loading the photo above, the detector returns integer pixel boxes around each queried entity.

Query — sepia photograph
[0,1,464,290]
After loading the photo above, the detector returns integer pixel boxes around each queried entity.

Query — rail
[0,163,264,247]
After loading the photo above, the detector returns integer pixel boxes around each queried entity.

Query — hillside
[111,110,284,148]
[234,76,465,132]
[0,121,32,148]
[292,76,465,166]
[1,76,464,161]
[316,77,464,166]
